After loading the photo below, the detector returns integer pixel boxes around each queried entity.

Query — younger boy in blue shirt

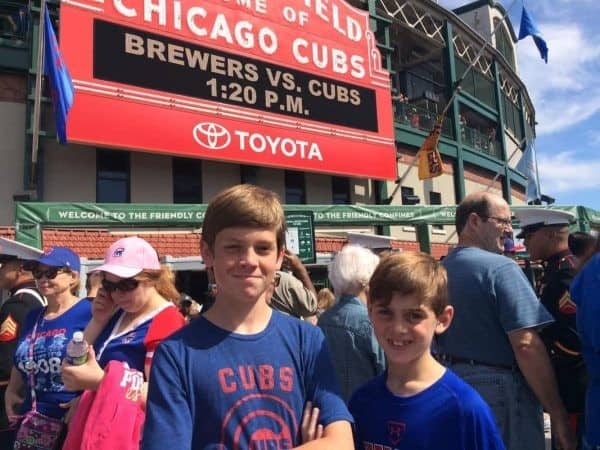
[349,252,505,450]
[142,184,352,449]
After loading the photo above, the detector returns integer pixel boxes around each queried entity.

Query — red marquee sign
[60,0,397,179]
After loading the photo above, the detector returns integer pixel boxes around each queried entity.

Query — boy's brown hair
[369,251,448,315]
[201,184,286,251]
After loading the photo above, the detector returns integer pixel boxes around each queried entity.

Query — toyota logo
[192,122,231,150]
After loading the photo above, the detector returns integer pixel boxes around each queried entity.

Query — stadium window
[173,157,202,203]
[285,170,306,204]
[401,186,420,205]
[96,149,130,203]
[240,165,258,185]
[332,176,351,204]
[429,191,444,230]
[494,19,516,70]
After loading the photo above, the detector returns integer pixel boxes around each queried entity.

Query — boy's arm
[299,328,354,449]
[141,343,192,450]
[294,420,354,449]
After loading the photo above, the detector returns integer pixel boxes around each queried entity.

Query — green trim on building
[443,23,466,202]
[492,61,511,202]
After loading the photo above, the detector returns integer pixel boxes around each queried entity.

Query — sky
[437,0,600,210]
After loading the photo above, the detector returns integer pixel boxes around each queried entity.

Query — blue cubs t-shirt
[349,369,505,450]
[14,300,92,418]
[142,310,352,449]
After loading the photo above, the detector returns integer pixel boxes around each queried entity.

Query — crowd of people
[0,184,598,450]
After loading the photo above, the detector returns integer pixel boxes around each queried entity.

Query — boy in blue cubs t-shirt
[142,185,353,450]
[349,252,505,450]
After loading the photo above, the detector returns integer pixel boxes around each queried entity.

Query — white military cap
[0,237,43,262]
[514,209,575,239]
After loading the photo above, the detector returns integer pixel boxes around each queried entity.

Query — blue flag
[518,5,548,63]
[516,140,541,202]
[43,6,74,144]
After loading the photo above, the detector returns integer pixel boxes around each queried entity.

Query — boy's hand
[301,401,323,443]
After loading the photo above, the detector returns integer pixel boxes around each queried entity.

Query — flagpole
[533,142,542,201]
[485,140,525,192]
[30,0,47,186]
[384,0,520,204]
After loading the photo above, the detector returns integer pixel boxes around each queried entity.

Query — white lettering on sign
[111,0,369,80]
[292,38,364,78]
[301,0,363,41]
[236,131,323,161]
[190,122,323,161]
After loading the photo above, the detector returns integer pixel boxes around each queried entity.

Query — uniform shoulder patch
[0,314,18,341]
[558,291,577,315]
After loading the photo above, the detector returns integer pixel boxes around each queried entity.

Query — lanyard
[25,309,45,412]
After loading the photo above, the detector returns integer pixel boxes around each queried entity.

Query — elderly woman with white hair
[318,244,385,403]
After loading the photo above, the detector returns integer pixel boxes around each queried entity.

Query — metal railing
[0,1,31,46]
[461,126,501,159]
[392,99,454,138]
[392,99,502,159]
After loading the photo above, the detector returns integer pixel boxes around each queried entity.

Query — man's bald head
[455,192,507,235]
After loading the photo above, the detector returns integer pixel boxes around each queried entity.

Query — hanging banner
[13,202,596,248]
[16,202,591,228]
[60,0,397,180]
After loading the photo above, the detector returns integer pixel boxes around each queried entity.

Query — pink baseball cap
[95,237,160,278]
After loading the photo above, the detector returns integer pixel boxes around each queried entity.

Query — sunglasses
[32,267,70,280]
[101,277,140,293]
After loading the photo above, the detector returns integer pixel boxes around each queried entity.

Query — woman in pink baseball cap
[61,236,185,405]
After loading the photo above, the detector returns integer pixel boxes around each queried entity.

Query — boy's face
[369,293,453,368]
[201,226,284,306]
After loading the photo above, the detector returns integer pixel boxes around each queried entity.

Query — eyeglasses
[481,215,513,227]
[101,277,139,293]
[32,267,70,280]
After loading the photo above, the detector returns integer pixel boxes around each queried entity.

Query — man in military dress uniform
[0,238,45,447]
[516,209,587,446]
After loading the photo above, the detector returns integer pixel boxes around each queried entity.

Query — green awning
[14,202,600,249]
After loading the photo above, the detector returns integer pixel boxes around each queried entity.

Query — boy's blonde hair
[369,251,448,315]
[202,184,286,251]
[317,287,335,311]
